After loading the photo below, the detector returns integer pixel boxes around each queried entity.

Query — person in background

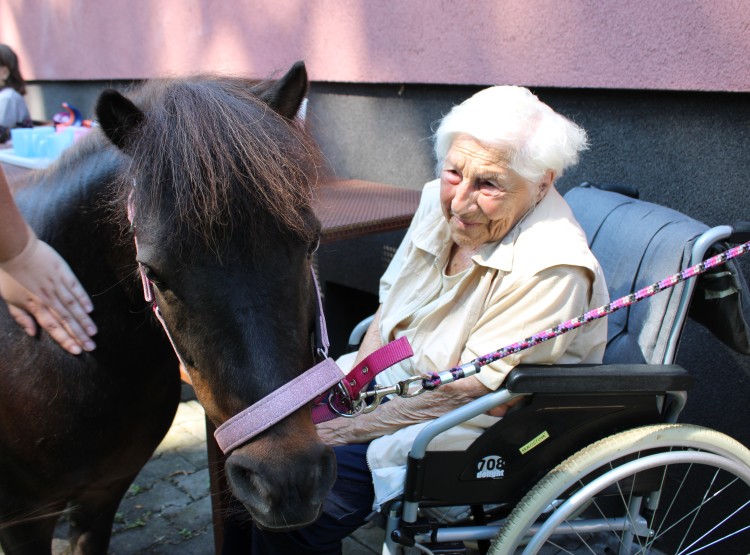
[0,43,32,143]
[239,86,609,554]
[0,166,97,354]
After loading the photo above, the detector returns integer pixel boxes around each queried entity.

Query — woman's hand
[485,395,523,417]
[0,233,97,354]
[315,375,495,446]
[316,417,361,447]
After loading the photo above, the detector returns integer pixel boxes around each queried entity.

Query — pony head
[96,62,336,530]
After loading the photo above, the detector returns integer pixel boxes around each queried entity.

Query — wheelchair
[351,183,750,555]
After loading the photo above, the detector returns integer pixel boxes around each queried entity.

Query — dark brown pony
[0,62,336,554]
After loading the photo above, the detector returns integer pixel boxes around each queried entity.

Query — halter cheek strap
[128,189,190,370]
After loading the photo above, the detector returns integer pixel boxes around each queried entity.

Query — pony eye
[142,265,167,289]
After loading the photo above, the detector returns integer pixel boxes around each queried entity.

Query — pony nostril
[226,459,274,512]
[224,442,336,530]
[226,459,275,512]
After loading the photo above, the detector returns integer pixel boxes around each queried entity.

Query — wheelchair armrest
[347,314,375,351]
[411,388,518,458]
[411,364,692,459]
[505,364,693,394]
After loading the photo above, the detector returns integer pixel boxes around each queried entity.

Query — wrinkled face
[440,134,550,251]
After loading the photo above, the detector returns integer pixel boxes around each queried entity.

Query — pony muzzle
[224,431,337,530]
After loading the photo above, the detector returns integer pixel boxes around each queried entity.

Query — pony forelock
[122,77,322,250]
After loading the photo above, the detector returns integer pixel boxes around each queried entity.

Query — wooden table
[316,179,420,243]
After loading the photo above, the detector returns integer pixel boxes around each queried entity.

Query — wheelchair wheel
[489,424,750,555]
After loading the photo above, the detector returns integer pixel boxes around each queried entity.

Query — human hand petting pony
[0,167,96,354]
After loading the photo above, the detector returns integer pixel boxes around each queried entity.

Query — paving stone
[126,478,194,513]
[348,524,386,553]
[51,538,69,555]
[173,467,211,501]
[160,495,213,534]
[155,529,214,555]
[109,513,173,553]
[134,452,200,485]
[170,442,210,469]
[155,428,205,456]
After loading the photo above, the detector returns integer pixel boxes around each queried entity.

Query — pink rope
[423,240,750,390]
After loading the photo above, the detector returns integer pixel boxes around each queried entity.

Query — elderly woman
[241,86,608,554]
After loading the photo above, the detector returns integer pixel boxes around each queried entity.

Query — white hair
[434,86,588,183]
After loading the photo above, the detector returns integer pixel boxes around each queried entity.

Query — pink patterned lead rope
[423,240,750,390]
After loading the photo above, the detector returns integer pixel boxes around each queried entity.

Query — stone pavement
[42,394,384,554]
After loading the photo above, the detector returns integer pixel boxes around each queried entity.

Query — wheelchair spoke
[544,538,594,554]
[648,471,741,548]
[646,452,687,547]
[671,464,720,554]
[571,459,646,555]
[677,502,750,555]
[491,425,750,555]
[613,464,646,554]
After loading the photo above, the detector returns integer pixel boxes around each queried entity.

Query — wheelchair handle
[730,221,750,244]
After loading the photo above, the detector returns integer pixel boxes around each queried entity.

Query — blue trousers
[222,442,375,555]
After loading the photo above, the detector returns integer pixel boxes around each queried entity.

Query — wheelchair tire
[489,424,750,555]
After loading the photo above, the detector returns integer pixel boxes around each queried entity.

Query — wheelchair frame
[371,193,750,555]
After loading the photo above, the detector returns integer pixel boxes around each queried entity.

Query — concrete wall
[3,0,749,91]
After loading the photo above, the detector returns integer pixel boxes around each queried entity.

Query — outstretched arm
[0,167,97,354]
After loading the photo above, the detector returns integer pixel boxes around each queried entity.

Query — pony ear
[258,61,309,120]
[95,89,145,151]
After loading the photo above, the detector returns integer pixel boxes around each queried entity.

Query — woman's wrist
[0,225,36,266]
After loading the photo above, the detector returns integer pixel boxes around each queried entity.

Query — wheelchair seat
[383,184,750,555]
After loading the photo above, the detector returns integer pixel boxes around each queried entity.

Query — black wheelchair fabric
[688,246,750,354]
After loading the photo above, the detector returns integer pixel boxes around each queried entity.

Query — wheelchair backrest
[564,184,708,365]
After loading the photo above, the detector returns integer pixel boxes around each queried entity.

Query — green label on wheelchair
[519,430,550,455]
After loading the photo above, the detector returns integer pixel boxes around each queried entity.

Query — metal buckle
[327,375,429,418]
[356,375,428,414]
[328,382,365,418]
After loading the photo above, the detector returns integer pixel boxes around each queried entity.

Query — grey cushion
[565,184,707,364]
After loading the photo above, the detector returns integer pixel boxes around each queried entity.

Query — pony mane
[121,76,323,249]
